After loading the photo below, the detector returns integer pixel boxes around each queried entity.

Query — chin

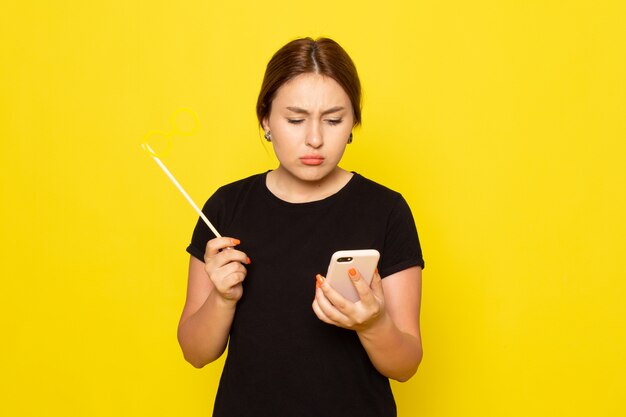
[292,166,335,182]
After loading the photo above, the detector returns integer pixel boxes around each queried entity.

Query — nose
[305,121,323,149]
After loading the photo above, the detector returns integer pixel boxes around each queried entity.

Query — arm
[358,267,423,381]
[177,237,249,368]
[312,266,423,382]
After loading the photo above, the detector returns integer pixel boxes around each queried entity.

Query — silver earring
[264,131,272,142]
[347,132,353,144]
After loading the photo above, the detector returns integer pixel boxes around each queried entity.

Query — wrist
[358,310,392,340]
[210,290,239,310]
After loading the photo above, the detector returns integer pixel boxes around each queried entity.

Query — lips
[300,155,325,166]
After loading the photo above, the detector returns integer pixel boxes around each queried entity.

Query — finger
[213,247,250,266]
[205,237,241,258]
[205,252,248,281]
[205,236,250,267]
[219,272,247,294]
[316,286,352,324]
[370,269,384,299]
[312,297,334,325]
[320,279,350,311]
[219,261,247,283]
[204,250,249,293]
[346,267,376,304]
[315,274,325,289]
[211,263,247,292]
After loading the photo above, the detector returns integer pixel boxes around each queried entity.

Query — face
[262,73,355,183]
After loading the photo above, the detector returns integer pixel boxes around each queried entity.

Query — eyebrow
[285,106,345,116]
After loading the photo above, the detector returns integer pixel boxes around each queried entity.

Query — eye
[287,119,304,125]
[326,119,343,126]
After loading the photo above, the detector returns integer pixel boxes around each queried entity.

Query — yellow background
[1,1,624,416]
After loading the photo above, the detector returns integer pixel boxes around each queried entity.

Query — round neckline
[260,170,360,211]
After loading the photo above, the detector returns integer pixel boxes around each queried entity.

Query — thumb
[370,268,384,297]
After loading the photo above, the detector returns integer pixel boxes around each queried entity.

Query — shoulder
[216,172,265,193]
[350,173,405,206]
[348,173,417,225]
[200,172,266,215]
[210,172,266,201]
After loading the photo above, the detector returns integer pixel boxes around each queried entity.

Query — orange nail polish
[316,274,326,286]
[375,267,379,275]
[246,258,251,265]
[231,239,240,245]
[348,268,357,277]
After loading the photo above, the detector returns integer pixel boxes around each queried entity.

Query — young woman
[178,37,424,417]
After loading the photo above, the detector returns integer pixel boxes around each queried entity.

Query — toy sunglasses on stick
[142,110,221,238]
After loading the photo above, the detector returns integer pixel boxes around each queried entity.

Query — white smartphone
[325,249,380,302]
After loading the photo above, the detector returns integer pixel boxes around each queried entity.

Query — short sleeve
[186,189,226,262]
[378,194,425,278]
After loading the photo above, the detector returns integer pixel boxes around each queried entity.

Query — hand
[203,237,250,304]
[312,268,386,332]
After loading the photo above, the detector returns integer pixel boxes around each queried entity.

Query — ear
[261,117,270,133]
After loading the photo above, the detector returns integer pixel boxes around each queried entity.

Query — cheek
[329,127,352,144]
[271,118,297,135]
[328,140,349,159]
[270,132,298,157]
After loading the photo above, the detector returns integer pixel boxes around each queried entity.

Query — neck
[267,167,353,203]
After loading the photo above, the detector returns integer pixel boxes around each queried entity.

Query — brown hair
[256,37,362,127]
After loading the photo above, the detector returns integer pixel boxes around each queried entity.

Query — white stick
[143,144,221,238]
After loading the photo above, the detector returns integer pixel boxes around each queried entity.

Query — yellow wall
[1,1,624,416]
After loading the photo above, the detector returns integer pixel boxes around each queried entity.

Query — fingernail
[348,268,357,277]
[375,267,379,275]
[246,257,251,265]
[315,274,325,287]
[231,239,240,245]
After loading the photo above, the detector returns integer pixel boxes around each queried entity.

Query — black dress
[187,171,424,417]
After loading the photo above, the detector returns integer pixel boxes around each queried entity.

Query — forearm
[177,290,236,368]
[357,312,423,382]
